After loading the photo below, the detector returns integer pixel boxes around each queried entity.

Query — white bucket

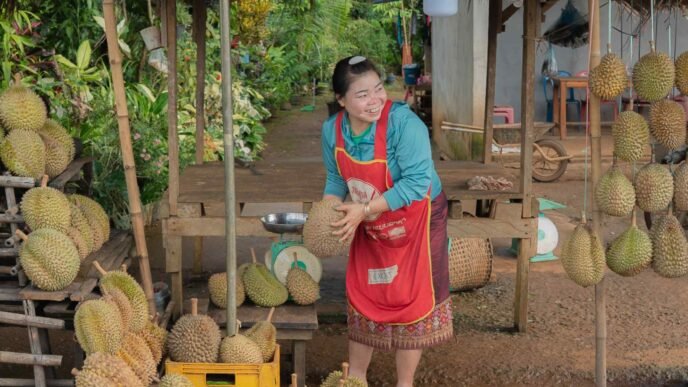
[423,0,459,17]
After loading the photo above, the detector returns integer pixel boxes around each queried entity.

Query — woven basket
[448,237,493,292]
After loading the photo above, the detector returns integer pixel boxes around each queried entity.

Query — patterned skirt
[347,191,454,351]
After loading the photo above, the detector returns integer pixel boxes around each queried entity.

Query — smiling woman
[319,56,452,387]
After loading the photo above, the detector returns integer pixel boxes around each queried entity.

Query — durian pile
[16,177,111,291]
[0,75,76,179]
[73,262,167,386]
[208,248,320,309]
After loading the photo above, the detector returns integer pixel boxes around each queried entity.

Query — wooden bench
[208,304,318,387]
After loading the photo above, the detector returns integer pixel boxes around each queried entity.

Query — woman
[321,56,453,386]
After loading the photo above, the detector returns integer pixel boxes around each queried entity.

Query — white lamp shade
[423,0,459,17]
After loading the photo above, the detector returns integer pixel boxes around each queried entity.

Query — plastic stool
[493,105,514,124]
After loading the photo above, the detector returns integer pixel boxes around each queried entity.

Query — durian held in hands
[168,297,222,363]
[304,198,352,258]
[243,247,289,307]
[219,319,263,364]
[286,252,320,305]
[16,228,80,291]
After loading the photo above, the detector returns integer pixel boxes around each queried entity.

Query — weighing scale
[510,198,566,262]
[260,213,322,285]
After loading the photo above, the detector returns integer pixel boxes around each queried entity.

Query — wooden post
[483,0,502,164]
[219,0,237,339]
[588,1,606,386]
[102,0,156,316]
[0,351,62,367]
[513,0,540,333]
[192,0,207,276]
[167,0,179,217]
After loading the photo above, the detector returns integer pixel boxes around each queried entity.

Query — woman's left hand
[331,202,366,243]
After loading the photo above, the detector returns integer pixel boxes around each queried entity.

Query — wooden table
[552,76,587,140]
[208,304,318,387]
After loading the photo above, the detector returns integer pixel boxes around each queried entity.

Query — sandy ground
[2,90,688,386]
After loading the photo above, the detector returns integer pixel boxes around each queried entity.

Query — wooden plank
[48,157,94,190]
[0,351,61,367]
[447,201,462,219]
[0,311,65,329]
[0,214,24,223]
[193,0,207,164]
[447,217,535,239]
[167,0,179,216]
[500,4,520,25]
[0,287,20,301]
[0,175,35,188]
[292,341,306,387]
[166,234,183,318]
[0,379,73,386]
[42,302,76,319]
[209,304,318,331]
[483,0,502,163]
[158,200,202,219]
[24,300,47,387]
[241,202,305,217]
[166,217,274,237]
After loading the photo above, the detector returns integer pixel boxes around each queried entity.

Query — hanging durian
[649,99,686,150]
[590,50,628,100]
[606,211,652,277]
[611,111,649,162]
[650,209,688,278]
[673,162,688,211]
[595,165,635,217]
[633,45,675,102]
[634,163,673,212]
[675,51,688,95]
[560,216,605,287]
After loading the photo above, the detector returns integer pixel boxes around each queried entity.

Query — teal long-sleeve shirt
[321,101,442,211]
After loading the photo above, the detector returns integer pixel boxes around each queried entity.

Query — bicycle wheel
[532,139,569,182]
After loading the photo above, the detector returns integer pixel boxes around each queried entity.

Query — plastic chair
[543,70,582,122]
[575,70,619,123]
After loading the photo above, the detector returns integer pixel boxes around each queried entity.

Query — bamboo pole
[219,0,237,338]
[0,352,62,367]
[192,0,207,275]
[102,0,156,316]
[588,1,606,386]
[167,0,179,217]
[0,311,65,329]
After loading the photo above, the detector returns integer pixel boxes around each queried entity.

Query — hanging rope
[650,0,655,44]
[607,0,612,49]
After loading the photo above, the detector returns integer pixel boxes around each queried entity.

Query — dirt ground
[3,90,688,386]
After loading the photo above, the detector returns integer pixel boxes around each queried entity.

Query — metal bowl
[260,212,308,234]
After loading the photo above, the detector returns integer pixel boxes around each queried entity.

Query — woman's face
[337,71,387,128]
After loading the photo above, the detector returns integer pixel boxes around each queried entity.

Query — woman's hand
[331,202,366,243]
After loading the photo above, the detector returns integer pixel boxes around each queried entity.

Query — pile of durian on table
[209,247,320,309]
[560,47,688,288]
[0,75,77,179]
[17,175,111,291]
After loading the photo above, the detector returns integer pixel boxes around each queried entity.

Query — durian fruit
[159,373,193,387]
[606,213,652,277]
[69,202,95,254]
[208,271,245,309]
[139,317,166,365]
[72,352,144,387]
[219,319,263,364]
[303,198,352,258]
[20,175,71,232]
[594,165,635,217]
[74,299,125,355]
[321,362,367,387]
[0,129,45,179]
[611,111,649,162]
[675,51,688,95]
[560,218,605,287]
[633,49,675,102]
[17,229,80,291]
[70,194,110,250]
[590,52,628,100]
[37,119,75,177]
[102,287,133,332]
[94,261,148,333]
[117,332,158,386]
[286,254,320,305]
[650,210,688,278]
[634,163,674,212]
[245,307,277,362]
[673,162,688,211]
[0,76,47,131]
[168,298,221,363]
[243,248,288,307]
[649,99,686,150]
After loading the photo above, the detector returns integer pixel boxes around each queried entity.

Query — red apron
[335,100,435,324]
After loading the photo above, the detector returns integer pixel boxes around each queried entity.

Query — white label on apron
[368,265,398,285]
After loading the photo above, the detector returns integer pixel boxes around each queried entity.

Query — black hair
[332,56,382,99]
